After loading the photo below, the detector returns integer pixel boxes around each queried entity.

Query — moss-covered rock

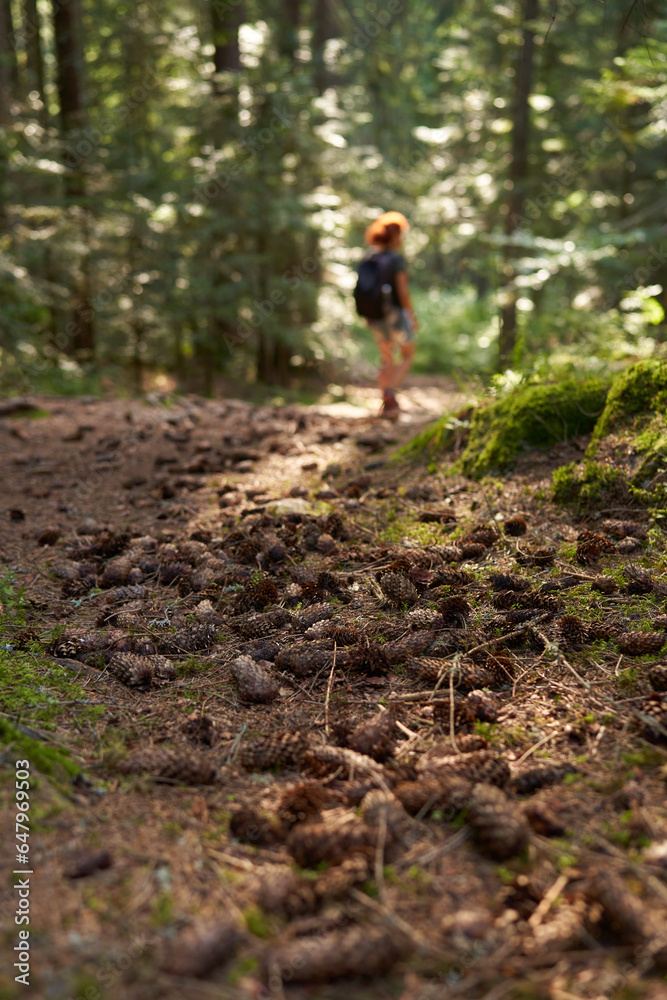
[457,378,609,480]
[592,359,667,442]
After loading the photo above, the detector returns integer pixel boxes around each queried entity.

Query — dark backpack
[353,251,394,320]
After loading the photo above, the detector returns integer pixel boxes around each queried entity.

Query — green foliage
[457,377,610,479]
[1,0,666,390]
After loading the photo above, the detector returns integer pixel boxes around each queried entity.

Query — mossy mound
[457,377,609,480]
[552,460,638,512]
[592,359,667,442]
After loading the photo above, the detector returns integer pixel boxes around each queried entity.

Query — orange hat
[364,211,410,245]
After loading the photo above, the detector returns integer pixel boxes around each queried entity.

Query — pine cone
[462,526,499,547]
[337,640,391,675]
[108,652,175,688]
[459,543,487,560]
[230,655,279,703]
[294,602,335,631]
[232,608,293,639]
[652,615,667,631]
[344,708,398,762]
[424,750,510,788]
[436,544,464,562]
[118,748,215,784]
[648,664,667,692]
[617,536,642,554]
[241,638,281,661]
[623,565,655,595]
[163,623,218,654]
[275,640,334,677]
[637,694,667,742]
[522,799,566,837]
[466,689,501,723]
[510,764,578,795]
[467,783,530,859]
[433,697,477,733]
[378,571,419,606]
[276,781,330,831]
[586,621,618,642]
[617,632,666,656]
[99,557,133,589]
[394,775,471,817]
[584,869,653,946]
[600,519,647,540]
[302,744,385,780]
[361,788,411,841]
[236,578,279,611]
[158,560,192,585]
[161,920,242,978]
[438,595,471,627]
[181,713,216,746]
[88,530,131,559]
[557,614,587,647]
[405,655,451,684]
[103,584,148,604]
[240,731,309,770]
[263,923,411,983]
[504,516,528,536]
[406,608,444,630]
[229,804,282,846]
[313,856,370,900]
[286,813,375,868]
[382,630,435,663]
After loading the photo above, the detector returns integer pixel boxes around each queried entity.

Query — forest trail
[0,376,468,562]
[2,383,667,1000]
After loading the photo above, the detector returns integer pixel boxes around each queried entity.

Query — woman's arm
[395,271,418,330]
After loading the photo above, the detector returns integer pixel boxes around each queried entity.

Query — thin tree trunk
[498,0,538,369]
[52,0,86,131]
[0,0,16,119]
[52,0,94,356]
[276,0,301,61]
[312,0,334,93]
[23,0,47,117]
[0,0,18,96]
[211,0,242,76]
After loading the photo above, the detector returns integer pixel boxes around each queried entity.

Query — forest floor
[1,377,667,1000]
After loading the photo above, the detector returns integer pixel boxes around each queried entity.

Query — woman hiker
[358,211,418,420]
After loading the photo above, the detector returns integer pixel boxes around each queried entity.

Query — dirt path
[1,382,667,1000]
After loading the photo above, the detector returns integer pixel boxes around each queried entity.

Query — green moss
[0,646,103,728]
[395,408,471,460]
[456,377,609,479]
[0,719,79,778]
[592,359,667,441]
[552,460,635,511]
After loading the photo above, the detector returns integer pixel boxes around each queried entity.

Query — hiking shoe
[380,393,399,420]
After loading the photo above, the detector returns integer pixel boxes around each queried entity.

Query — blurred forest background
[0,0,666,398]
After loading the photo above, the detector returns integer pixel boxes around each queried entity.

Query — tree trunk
[312,0,335,93]
[498,0,538,369]
[276,0,301,61]
[0,0,18,95]
[0,0,17,119]
[211,0,242,76]
[52,0,94,357]
[52,0,86,131]
[23,0,47,117]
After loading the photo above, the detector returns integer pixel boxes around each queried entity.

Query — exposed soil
[1,379,667,1000]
